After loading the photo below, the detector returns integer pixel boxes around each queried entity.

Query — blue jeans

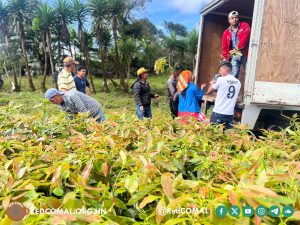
[136,105,152,120]
[231,56,247,79]
[95,109,106,122]
[210,112,234,130]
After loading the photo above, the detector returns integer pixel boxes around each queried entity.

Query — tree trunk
[100,47,110,93]
[179,50,184,66]
[74,42,77,59]
[20,21,35,92]
[58,39,61,66]
[126,59,132,86]
[41,34,48,92]
[4,61,19,92]
[85,50,96,94]
[13,65,20,91]
[192,53,195,71]
[63,22,73,58]
[112,16,127,90]
[46,30,54,73]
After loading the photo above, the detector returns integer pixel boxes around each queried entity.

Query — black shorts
[210,112,234,130]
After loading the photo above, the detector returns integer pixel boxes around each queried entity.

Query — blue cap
[45,88,64,100]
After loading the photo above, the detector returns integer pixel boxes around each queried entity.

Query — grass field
[0,74,171,118]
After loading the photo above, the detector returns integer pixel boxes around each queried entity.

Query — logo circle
[216,205,227,218]
[283,206,294,218]
[256,205,267,217]
[269,205,280,217]
[243,205,254,217]
[6,202,28,221]
[229,206,241,218]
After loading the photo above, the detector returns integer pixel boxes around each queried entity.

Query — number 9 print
[227,85,236,99]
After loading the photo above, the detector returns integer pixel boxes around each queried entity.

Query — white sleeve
[212,79,221,90]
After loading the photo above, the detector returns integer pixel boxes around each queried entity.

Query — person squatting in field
[45,88,105,122]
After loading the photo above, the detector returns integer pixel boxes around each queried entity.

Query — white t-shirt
[212,74,241,115]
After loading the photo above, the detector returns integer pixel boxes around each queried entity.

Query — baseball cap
[228,11,239,18]
[63,56,79,65]
[45,88,64,100]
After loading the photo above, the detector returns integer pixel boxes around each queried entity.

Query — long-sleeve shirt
[178,83,204,113]
[132,80,155,106]
[60,89,105,120]
[74,75,90,94]
[222,22,251,60]
[167,76,178,99]
[57,69,76,91]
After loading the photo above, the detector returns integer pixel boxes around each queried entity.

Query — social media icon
[270,206,280,217]
[256,205,267,217]
[243,206,254,217]
[283,206,294,217]
[229,206,241,218]
[216,206,227,218]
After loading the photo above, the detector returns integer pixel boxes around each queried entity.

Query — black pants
[169,98,179,119]
[210,112,234,130]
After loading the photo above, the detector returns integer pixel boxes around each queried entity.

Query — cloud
[168,0,213,14]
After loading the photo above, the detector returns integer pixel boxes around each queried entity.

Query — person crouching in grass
[45,88,105,122]
[176,70,206,124]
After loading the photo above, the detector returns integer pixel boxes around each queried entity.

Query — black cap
[219,61,232,70]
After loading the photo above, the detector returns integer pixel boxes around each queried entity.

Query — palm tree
[100,28,113,92]
[0,1,9,45]
[186,29,198,69]
[71,0,88,53]
[165,32,177,67]
[54,0,74,57]
[106,0,126,89]
[119,37,138,84]
[89,0,111,92]
[34,3,55,91]
[82,31,96,93]
[0,1,20,91]
[8,0,35,91]
[176,38,187,66]
[71,0,96,93]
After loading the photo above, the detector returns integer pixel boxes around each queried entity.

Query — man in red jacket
[222,11,251,79]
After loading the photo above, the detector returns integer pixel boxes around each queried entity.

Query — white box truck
[195,0,300,130]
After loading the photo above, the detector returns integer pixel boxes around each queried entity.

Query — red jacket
[222,22,251,61]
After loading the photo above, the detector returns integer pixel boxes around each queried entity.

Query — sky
[137,0,213,32]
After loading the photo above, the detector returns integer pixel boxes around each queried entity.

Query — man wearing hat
[57,56,79,92]
[221,11,251,79]
[45,88,105,122]
[207,61,241,129]
[132,67,159,120]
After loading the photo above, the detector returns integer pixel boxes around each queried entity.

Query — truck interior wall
[197,15,228,87]
[197,0,255,96]
[255,0,300,83]
[197,15,251,95]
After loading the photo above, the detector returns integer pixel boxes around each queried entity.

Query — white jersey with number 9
[212,74,241,115]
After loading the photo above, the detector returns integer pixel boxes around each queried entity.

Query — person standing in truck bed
[221,11,251,79]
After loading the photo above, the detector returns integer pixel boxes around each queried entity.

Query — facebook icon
[216,206,227,218]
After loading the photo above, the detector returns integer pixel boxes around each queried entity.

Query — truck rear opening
[196,0,300,130]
